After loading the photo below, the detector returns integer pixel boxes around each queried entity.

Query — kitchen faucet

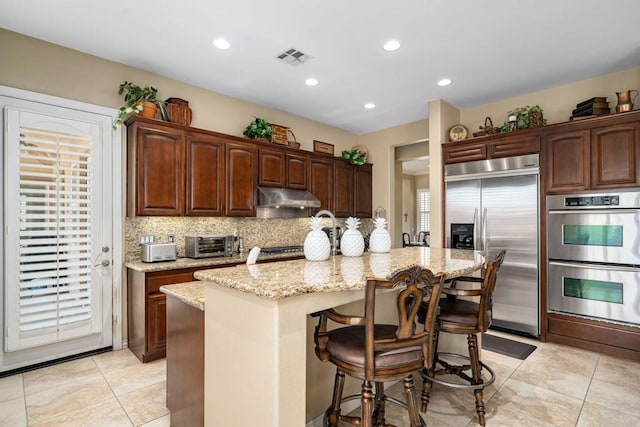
[314,210,337,256]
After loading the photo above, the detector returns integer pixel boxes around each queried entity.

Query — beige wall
[461,67,640,134]
[357,119,429,245]
[0,29,358,153]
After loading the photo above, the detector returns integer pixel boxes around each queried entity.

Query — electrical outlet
[167,233,175,243]
[139,234,154,244]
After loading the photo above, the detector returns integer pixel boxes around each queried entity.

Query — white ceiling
[402,159,429,176]
[1,0,639,135]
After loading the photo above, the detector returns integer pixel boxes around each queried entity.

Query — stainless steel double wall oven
[547,190,640,326]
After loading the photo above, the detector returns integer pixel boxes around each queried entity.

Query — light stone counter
[195,247,483,300]
[160,281,204,311]
[200,247,485,427]
[125,251,303,272]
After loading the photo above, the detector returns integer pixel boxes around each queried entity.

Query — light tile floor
[343,330,640,426]
[1,331,639,426]
[0,350,169,427]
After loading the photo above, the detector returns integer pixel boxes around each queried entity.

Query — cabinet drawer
[443,142,487,164]
[147,271,195,293]
[489,134,540,158]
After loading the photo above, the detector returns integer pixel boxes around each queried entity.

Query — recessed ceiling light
[305,78,319,86]
[383,40,401,51]
[437,78,452,86]
[364,103,376,109]
[213,38,230,50]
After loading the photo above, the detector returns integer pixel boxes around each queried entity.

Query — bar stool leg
[372,382,386,425]
[468,334,486,426]
[403,375,421,427]
[421,329,440,412]
[361,381,374,427]
[326,369,345,426]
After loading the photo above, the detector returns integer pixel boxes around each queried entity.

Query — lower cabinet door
[147,293,167,353]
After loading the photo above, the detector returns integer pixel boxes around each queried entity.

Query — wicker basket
[483,116,500,135]
[270,124,289,145]
[165,98,192,126]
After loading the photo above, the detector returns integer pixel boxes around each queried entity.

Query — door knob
[101,260,110,267]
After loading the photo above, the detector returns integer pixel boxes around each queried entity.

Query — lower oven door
[548,260,640,326]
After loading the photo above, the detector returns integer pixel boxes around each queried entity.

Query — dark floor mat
[482,334,537,360]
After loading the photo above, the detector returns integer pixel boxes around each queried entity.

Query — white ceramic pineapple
[304,216,331,261]
[340,217,364,257]
[369,217,392,253]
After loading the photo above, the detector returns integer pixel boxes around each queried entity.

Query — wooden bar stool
[418,250,506,426]
[312,266,445,427]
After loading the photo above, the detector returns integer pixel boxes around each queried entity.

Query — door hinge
[112,315,119,327]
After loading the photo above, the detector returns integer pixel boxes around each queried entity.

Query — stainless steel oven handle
[549,260,640,272]
[548,209,640,215]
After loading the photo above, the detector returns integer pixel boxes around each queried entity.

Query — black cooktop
[260,245,304,255]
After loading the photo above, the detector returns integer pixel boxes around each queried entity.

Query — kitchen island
[194,247,484,427]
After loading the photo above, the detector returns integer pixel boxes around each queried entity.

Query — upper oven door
[547,208,640,264]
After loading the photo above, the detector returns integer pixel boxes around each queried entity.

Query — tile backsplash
[125,216,374,261]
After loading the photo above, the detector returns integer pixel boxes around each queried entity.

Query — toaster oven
[185,235,234,258]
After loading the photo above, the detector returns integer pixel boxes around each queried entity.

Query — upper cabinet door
[544,129,590,193]
[309,157,333,214]
[258,147,286,188]
[590,122,640,189]
[353,164,373,218]
[333,160,354,217]
[286,152,309,190]
[185,132,225,216]
[130,122,185,216]
[225,142,257,216]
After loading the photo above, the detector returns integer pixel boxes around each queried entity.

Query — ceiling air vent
[276,48,311,66]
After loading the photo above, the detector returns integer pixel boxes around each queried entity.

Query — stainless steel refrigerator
[445,154,540,336]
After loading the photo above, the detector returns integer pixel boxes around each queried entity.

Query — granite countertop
[125,251,304,272]
[194,247,485,301]
[160,281,204,311]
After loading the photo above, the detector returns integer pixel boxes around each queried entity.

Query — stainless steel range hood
[256,186,321,218]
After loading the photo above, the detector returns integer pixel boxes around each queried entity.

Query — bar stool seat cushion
[326,325,423,369]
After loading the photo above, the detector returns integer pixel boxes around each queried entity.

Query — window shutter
[5,109,99,351]
[417,189,430,232]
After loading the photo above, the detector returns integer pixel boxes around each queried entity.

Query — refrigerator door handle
[473,208,479,250]
[482,207,488,252]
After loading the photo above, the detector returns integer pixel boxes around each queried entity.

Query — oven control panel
[565,195,619,207]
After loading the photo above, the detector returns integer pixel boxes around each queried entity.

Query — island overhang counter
[194,247,485,427]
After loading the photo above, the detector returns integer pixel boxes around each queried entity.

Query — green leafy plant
[499,105,547,133]
[113,81,168,129]
[243,117,273,140]
[341,148,367,165]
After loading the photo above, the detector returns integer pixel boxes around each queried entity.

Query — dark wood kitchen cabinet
[127,117,225,217]
[127,119,185,216]
[286,152,309,190]
[309,156,334,214]
[186,132,225,216]
[442,132,540,165]
[258,147,286,187]
[127,268,201,362]
[333,159,354,217]
[544,129,590,192]
[225,142,258,216]
[590,122,640,189]
[544,112,640,193]
[353,163,373,217]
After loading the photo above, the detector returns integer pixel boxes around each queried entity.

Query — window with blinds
[417,188,430,233]
[5,108,99,351]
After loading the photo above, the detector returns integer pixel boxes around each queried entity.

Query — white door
[2,96,115,371]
